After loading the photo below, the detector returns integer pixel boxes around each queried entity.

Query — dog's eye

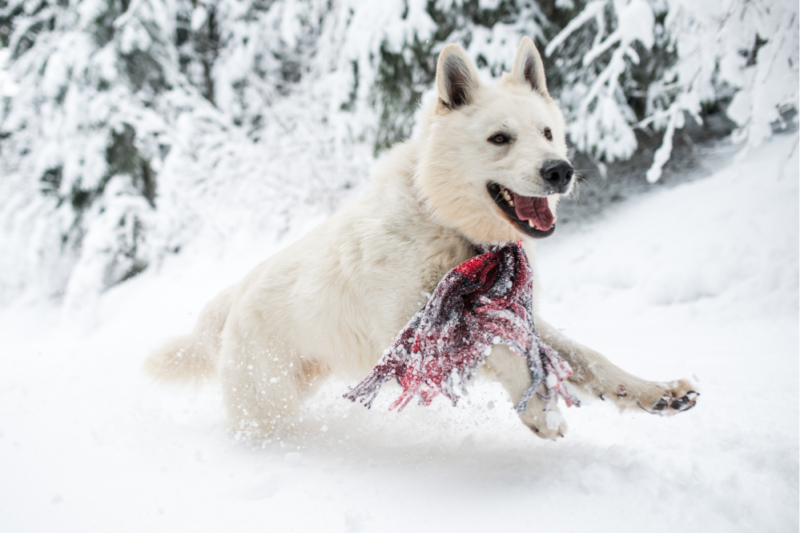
[544,128,553,141]
[489,133,510,145]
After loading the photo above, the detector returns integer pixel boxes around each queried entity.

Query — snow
[0,133,797,531]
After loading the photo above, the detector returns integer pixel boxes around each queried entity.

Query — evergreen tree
[0,0,796,306]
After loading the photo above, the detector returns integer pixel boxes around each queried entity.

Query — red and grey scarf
[344,242,579,414]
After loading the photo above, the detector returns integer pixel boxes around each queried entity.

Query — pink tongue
[513,194,554,231]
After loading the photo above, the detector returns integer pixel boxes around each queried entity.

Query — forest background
[0,0,797,309]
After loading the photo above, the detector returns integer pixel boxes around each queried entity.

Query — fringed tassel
[344,242,580,416]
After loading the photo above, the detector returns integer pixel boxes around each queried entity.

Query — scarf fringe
[344,243,581,414]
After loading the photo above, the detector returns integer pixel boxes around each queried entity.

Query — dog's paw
[520,390,568,440]
[634,379,699,416]
[527,410,569,440]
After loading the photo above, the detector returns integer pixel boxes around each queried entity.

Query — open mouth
[487,182,557,239]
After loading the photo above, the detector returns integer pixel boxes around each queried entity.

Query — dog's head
[416,37,573,244]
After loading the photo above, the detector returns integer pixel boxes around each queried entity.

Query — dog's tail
[144,286,235,384]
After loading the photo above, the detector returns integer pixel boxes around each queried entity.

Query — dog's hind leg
[482,344,568,440]
[535,319,699,415]
[218,324,331,439]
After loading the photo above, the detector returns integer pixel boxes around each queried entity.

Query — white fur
[145,38,697,440]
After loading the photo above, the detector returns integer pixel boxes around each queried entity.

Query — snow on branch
[548,0,798,183]
[547,0,654,164]
[544,0,607,58]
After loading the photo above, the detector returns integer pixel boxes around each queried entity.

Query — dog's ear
[512,37,549,99]
[436,44,481,111]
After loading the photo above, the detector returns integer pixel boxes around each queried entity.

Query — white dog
[146,38,698,440]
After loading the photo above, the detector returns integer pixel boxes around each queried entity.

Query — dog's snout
[540,160,574,191]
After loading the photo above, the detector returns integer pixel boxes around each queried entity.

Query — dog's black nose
[540,160,574,191]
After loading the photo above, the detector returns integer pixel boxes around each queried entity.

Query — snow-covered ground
[1,133,797,532]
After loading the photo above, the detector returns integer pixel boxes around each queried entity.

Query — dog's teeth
[553,215,557,223]
[508,200,514,207]
[528,220,535,228]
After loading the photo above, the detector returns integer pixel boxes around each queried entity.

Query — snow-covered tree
[0,0,370,308]
[546,0,799,181]
[0,0,796,307]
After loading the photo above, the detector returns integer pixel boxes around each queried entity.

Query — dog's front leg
[482,344,567,440]
[535,318,699,415]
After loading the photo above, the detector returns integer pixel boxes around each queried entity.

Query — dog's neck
[367,139,479,263]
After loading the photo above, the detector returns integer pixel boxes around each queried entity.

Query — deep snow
[0,133,797,532]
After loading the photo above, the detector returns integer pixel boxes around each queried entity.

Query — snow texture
[0,132,796,532]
